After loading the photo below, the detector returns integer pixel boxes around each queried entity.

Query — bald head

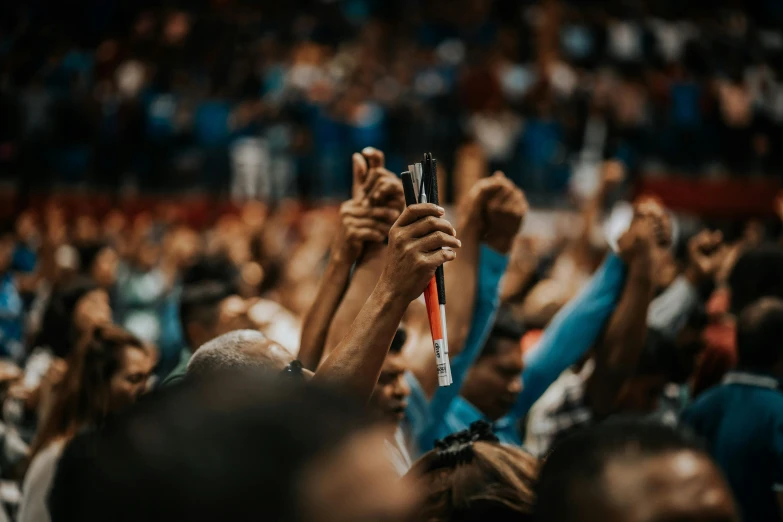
[187,330,296,379]
[737,297,783,371]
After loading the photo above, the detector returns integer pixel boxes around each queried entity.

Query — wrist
[372,277,410,316]
[484,233,514,255]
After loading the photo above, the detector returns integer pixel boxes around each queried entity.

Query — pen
[430,158,451,384]
[401,170,451,387]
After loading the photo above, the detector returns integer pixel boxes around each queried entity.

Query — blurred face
[461,338,524,421]
[92,247,119,289]
[108,346,155,412]
[369,353,411,425]
[302,428,420,522]
[74,289,112,334]
[597,451,738,522]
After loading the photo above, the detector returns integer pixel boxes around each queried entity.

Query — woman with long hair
[406,421,539,522]
[18,324,155,522]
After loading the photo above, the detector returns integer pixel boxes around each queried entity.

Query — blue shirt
[405,245,509,453]
[428,252,626,447]
[0,274,24,360]
[682,371,783,522]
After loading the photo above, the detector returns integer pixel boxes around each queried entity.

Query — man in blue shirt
[682,297,783,522]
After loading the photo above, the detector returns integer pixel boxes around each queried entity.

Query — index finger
[395,203,445,228]
[362,147,385,169]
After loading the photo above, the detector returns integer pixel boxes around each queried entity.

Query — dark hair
[728,244,783,315]
[37,277,99,359]
[408,422,538,522]
[178,255,241,347]
[479,308,525,360]
[76,241,109,275]
[181,254,240,290]
[178,281,233,347]
[736,298,783,370]
[390,327,407,354]
[30,324,146,460]
[534,419,705,522]
[48,373,369,522]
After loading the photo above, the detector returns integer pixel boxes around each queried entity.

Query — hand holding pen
[379,204,460,305]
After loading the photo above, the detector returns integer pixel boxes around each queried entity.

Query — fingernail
[456,239,462,247]
[436,206,445,214]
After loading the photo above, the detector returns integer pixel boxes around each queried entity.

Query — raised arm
[314,204,459,401]
[585,217,655,417]
[298,201,399,370]
[322,149,404,360]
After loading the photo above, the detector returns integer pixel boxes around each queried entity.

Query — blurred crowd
[2,1,783,522]
[2,0,783,202]
[0,144,777,522]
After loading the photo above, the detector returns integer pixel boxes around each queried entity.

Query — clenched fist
[463,172,527,254]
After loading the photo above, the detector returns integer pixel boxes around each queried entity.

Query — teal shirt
[682,371,783,522]
[425,253,626,447]
[159,349,191,388]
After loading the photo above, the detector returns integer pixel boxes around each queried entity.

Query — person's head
[31,324,154,458]
[408,421,538,522]
[369,328,411,426]
[39,277,113,359]
[461,312,524,421]
[50,372,419,522]
[186,329,304,379]
[179,255,245,350]
[736,297,783,374]
[728,244,783,315]
[77,241,120,289]
[613,328,681,414]
[535,419,738,522]
[179,282,254,351]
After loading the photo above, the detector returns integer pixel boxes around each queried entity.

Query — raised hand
[462,172,527,254]
[379,204,460,304]
[332,200,400,264]
[686,229,726,285]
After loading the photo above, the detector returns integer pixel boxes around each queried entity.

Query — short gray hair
[187,330,290,379]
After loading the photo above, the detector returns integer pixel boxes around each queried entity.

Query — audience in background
[0,1,782,516]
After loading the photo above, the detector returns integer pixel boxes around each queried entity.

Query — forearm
[298,256,354,370]
[513,253,626,418]
[442,217,481,357]
[323,244,386,358]
[588,257,654,416]
[313,281,409,401]
[600,259,653,372]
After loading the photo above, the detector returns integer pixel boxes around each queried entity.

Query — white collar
[722,371,779,390]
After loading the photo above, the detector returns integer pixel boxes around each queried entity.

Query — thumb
[492,170,506,179]
[352,153,368,199]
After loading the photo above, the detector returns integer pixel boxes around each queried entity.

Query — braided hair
[406,421,538,522]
